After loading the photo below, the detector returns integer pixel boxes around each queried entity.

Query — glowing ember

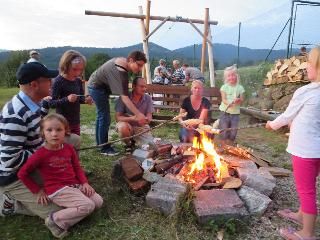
[180,133,225,184]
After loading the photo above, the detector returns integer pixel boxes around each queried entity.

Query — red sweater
[18,143,87,195]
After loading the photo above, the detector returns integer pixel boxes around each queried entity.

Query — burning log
[194,176,209,191]
[155,154,183,174]
[223,145,251,159]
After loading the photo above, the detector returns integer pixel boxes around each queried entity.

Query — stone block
[193,189,249,224]
[237,186,272,215]
[222,154,257,169]
[146,177,189,216]
[237,168,276,196]
[132,149,155,164]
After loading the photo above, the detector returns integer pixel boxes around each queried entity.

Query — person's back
[184,67,205,83]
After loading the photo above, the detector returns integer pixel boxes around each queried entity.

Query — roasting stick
[78,112,187,151]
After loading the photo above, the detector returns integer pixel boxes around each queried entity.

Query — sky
[0,0,318,51]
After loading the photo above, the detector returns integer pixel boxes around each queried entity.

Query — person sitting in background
[152,59,170,85]
[218,65,245,144]
[27,50,41,63]
[115,76,155,153]
[178,80,210,143]
[182,64,205,84]
[171,60,185,85]
[299,46,307,56]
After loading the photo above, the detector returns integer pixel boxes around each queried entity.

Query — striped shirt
[0,91,48,186]
[171,67,185,84]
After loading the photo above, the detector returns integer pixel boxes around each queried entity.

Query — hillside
[0,42,300,69]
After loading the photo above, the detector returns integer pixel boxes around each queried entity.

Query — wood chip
[223,177,242,189]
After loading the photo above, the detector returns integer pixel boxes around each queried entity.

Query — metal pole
[193,44,196,67]
[286,0,295,58]
[237,22,241,67]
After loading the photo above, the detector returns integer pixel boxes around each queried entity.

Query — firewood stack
[264,55,309,86]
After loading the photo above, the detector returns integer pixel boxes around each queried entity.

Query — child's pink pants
[51,186,103,230]
[292,155,320,215]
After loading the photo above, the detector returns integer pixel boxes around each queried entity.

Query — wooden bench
[146,84,221,123]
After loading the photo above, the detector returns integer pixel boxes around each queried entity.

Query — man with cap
[0,63,65,232]
[27,50,40,63]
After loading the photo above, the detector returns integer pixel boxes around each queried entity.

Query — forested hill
[0,42,299,68]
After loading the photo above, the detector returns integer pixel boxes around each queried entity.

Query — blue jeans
[88,86,111,151]
[219,113,240,141]
[179,128,199,143]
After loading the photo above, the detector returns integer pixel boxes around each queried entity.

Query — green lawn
[0,87,318,240]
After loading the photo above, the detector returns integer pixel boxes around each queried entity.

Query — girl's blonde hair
[40,113,70,138]
[308,46,320,80]
[59,50,86,76]
[223,65,240,84]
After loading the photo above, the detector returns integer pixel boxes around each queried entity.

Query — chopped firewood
[259,167,291,177]
[193,176,209,191]
[223,145,251,159]
[223,177,242,189]
[249,154,269,167]
[156,143,173,154]
[120,157,144,181]
[124,177,149,193]
[183,149,196,156]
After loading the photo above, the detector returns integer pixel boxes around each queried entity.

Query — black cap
[16,62,59,85]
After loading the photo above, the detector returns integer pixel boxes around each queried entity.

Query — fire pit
[114,131,290,223]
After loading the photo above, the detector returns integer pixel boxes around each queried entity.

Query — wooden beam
[138,6,151,83]
[143,0,151,79]
[207,15,215,87]
[85,10,218,25]
[144,16,170,41]
[187,19,213,45]
[201,8,209,74]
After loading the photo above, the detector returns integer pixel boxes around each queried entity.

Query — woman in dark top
[49,50,93,136]
[179,80,210,143]
[87,51,147,156]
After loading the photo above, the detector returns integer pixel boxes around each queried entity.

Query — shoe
[279,227,318,240]
[101,147,120,156]
[45,214,68,239]
[0,193,16,217]
[277,209,303,226]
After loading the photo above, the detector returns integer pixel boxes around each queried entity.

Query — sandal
[279,227,318,240]
[277,209,303,226]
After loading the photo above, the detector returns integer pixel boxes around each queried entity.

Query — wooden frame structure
[85,1,218,86]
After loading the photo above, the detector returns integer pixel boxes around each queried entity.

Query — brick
[120,156,144,181]
[124,177,149,193]
[193,189,249,224]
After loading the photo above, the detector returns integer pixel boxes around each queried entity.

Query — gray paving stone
[146,177,189,216]
[193,189,249,224]
[237,168,276,196]
[221,154,257,169]
[132,149,155,164]
[237,186,272,215]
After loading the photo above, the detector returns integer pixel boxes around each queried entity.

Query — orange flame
[184,132,224,183]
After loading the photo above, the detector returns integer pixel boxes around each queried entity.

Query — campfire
[177,133,229,186]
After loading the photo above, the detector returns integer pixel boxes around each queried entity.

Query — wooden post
[138,6,151,83]
[201,8,209,74]
[207,17,215,87]
[143,0,151,79]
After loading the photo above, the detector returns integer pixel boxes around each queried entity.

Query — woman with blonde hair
[178,80,211,142]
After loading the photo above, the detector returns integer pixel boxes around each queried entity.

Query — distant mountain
[0,42,299,69]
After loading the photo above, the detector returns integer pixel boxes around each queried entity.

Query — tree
[0,50,28,87]
[84,53,110,80]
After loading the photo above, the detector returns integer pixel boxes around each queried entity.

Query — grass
[0,83,317,239]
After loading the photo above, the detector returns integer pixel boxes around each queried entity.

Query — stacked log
[264,55,309,86]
